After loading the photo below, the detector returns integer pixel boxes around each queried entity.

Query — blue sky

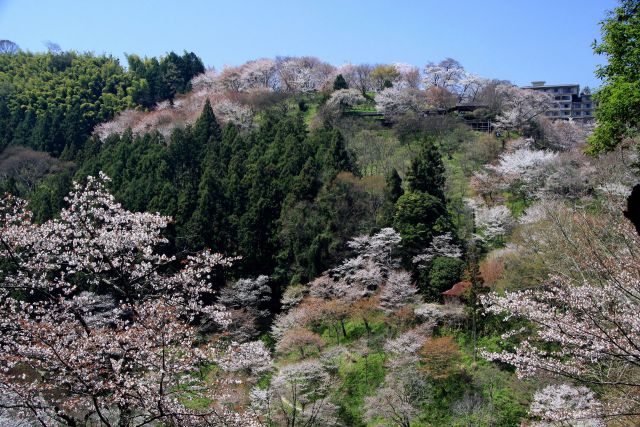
[0,0,617,89]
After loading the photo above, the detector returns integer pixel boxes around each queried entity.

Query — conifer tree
[327,129,355,174]
[406,138,446,201]
[333,74,349,90]
[386,168,404,203]
[194,98,222,144]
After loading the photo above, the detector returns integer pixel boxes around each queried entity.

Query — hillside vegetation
[0,1,639,425]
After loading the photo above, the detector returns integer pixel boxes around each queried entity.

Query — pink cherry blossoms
[481,207,640,421]
[0,173,259,426]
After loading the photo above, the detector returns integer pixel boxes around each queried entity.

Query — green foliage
[406,137,446,201]
[0,51,132,155]
[393,191,450,256]
[588,0,640,153]
[423,256,466,299]
[386,168,404,203]
[0,50,205,157]
[333,74,349,90]
[278,173,384,283]
[336,352,386,426]
[126,50,204,107]
[27,103,370,285]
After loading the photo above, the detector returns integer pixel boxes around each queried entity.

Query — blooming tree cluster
[321,88,368,122]
[472,202,515,242]
[493,85,554,131]
[412,232,462,268]
[529,384,604,426]
[375,87,427,117]
[0,174,260,426]
[215,59,279,93]
[95,56,492,141]
[471,147,558,201]
[319,227,402,300]
[218,275,271,341]
[379,271,421,313]
[486,148,557,182]
[364,366,431,427]
[481,206,640,421]
[393,63,422,89]
[539,117,589,151]
[216,340,272,379]
[423,58,487,103]
[252,359,339,426]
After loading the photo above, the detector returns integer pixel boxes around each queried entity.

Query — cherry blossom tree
[216,65,244,92]
[219,275,271,341]
[0,174,259,426]
[276,56,335,93]
[216,340,272,379]
[364,358,431,427]
[219,275,271,320]
[423,58,465,92]
[321,88,367,122]
[424,86,457,109]
[213,99,254,129]
[529,384,604,426]
[458,74,488,103]
[280,284,308,311]
[472,202,515,242]
[393,63,422,89]
[423,59,487,104]
[324,228,402,300]
[276,328,325,358]
[239,58,278,91]
[383,325,431,358]
[493,85,554,131]
[481,206,640,422]
[375,87,426,117]
[379,271,421,313]
[412,232,463,268]
[253,359,339,426]
[485,148,558,197]
[190,67,218,93]
[539,117,589,151]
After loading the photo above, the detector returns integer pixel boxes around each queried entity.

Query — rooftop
[442,281,472,297]
[523,81,579,89]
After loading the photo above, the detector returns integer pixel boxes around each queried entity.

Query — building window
[574,111,581,116]
[585,111,591,115]
[554,88,559,93]
[563,111,569,115]
[586,103,591,108]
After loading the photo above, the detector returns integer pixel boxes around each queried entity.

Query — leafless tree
[0,40,19,54]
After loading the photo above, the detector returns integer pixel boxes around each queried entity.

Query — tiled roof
[442,281,472,297]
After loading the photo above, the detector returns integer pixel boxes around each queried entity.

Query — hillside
[0,2,639,425]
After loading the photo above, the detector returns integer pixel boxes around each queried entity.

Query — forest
[0,1,639,426]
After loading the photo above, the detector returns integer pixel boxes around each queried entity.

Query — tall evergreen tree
[326,129,355,174]
[406,138,446,201]
[333,74,349,91]
[386,168,404,203]
[190,153,226,251]
[193,99,222,144]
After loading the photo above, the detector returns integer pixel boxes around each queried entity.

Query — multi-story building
[522,81,595,121]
